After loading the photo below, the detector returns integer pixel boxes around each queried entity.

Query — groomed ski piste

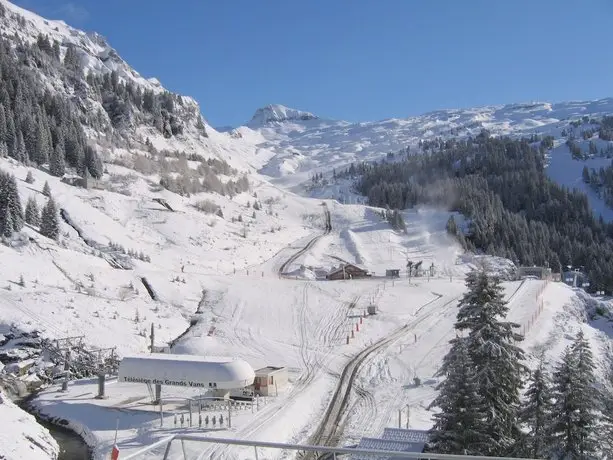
[2,155,613,460]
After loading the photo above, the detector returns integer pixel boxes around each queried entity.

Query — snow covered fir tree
[427,269,526,456]
[427,269,605,459]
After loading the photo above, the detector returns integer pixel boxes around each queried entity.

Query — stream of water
[37,417,91,460]
[16,395,91,460]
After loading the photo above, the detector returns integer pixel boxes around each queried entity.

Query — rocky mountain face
[239,98,613,185]
[0,0,207,144]
[248,104,318,126]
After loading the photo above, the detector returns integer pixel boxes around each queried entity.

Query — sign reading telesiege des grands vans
[120,376,210,388]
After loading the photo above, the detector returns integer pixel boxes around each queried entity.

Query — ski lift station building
[253,366,288,396]
[117,354,255,391]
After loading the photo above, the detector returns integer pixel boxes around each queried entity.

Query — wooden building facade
[326,263,370,280]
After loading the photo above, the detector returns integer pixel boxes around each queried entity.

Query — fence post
[228,399,232,428]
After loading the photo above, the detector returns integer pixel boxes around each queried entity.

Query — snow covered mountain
[237,99,613,205]
[0,0,613,458]
[248,104,318,126]
[0,0,263,177]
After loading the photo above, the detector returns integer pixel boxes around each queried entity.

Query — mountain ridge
[247,103,318,127]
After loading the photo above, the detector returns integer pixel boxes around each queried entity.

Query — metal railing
[121,435,543,460]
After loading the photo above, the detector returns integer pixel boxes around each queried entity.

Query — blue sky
[13,0,613,128]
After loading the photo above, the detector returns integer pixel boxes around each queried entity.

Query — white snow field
[5,172,609,459]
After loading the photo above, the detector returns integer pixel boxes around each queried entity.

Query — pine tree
[0,171,24,236]
[446,215,458,235]
[601,346,613,458]
[10,130,27,163]
[40,196,59,240]
[5,112,15,157]
[551,331,599,459]
[49,140,65,177]
[454,269,526,456]
[25,196,40,226]
[0,103,6,143]
[1,207,13,237]
[519,362,554,458]
[34,119,50,165]
[571,331,599,458]
[582,166,591,183]
[25,170,34,184]
[42,180,51,197]
[428,337,485,454]
[84,145,103,179]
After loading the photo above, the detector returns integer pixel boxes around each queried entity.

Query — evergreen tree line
[563,138,613,161]
[428,270,603,459]
[582,164,613,208]
[17,18,206,139]
[347,134,613,293]
[0,169,59,239]
[600,116,613,141]
[85,69,204,137]
[0,35,103,179]
[374,207,407,232]
[582,116,613,142]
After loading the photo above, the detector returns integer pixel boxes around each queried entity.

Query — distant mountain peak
[249,104,318,126]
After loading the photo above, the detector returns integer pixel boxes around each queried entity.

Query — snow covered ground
[9,183,611,460]
[545,140,613,222]
[2,132,611,460]
[1,3,613,457]
[0,389,59,460]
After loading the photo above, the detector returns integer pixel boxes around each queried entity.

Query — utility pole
[61,349,71,392]
[228,399,232,428]
[406,405,410,428]
[150,323,161,404]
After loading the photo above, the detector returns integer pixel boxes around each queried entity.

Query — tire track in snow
[300,294,447,459]
[348,295,459,440]
[202,283,351,459]
[278,205,331,276]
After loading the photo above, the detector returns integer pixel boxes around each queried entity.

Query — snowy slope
[0,0,274,175]
[0,390,59,460]
[0,155,323,356]
[24,206,613,459]
[1,130,610,458]
[0,0,612,457]
[0,0,163,94]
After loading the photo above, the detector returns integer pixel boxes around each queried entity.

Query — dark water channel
[37,417,91,460]
[17,395,91,460]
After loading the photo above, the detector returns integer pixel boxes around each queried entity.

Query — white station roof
[118,354,255,389]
